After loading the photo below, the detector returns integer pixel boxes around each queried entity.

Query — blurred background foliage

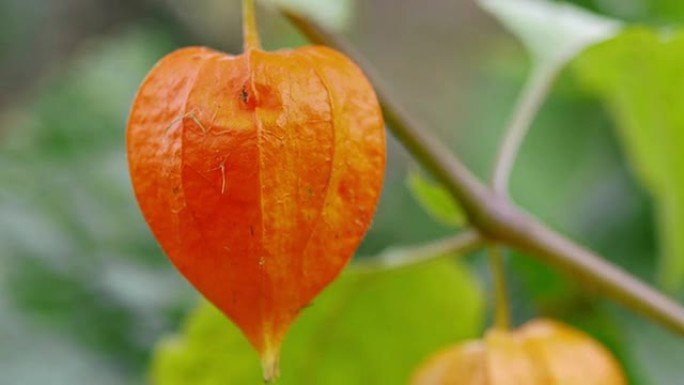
[1,0,684,384]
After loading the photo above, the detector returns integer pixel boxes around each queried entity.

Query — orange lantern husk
[411,319,627,385]
[126,1,385,381]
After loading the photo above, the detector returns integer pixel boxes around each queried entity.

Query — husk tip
[261,348,281,383]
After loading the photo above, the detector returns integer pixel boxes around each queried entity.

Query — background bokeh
[2,0,684,384]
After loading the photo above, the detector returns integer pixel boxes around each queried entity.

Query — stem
[491,64,559,195]
[488,245,511,330]
[242,0,262,50]
[348,230,484,274]
[280,9,684,338]
[500,216,684,335]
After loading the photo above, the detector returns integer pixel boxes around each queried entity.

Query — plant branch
[348,230,484,274]
[281,9,684,337]
[491,64,559,195]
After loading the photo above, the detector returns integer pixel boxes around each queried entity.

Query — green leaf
[406,171,466,227]
[266,0,354,31]
[0,27,187,384]
[622,314,684,385]
[150,260,484,384]
[478,0,621,69]
[574,27,684,290]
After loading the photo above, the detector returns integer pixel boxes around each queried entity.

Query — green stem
[348,230,484,274]
[490,63,559,196]
[488,245,511,330]
[280,9,684,338]
[242,0,262,50]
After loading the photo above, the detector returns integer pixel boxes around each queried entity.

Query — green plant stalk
[281,9,684,337]
[487,58,561,333]
[488,245,511,330]
[348,230,484,274]
[490,63,559,196]
[242,0,262,50]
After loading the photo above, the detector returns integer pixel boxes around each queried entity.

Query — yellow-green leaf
[478,0,621,69]
[150,260,483,384]
[266,0,354,31]
[574,27,684,290]
[406,171,466,227]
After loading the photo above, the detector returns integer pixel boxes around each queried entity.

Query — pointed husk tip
[261,347,281,383]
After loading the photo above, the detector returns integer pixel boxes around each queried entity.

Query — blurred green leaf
[266,0,354,31]
[649,0,684,24]
[406,171,466,228]
[478,0,621,69]
[151,260,484,384]
[622,313,684,385]
[0,26,194,384]
[574,27,684,290]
